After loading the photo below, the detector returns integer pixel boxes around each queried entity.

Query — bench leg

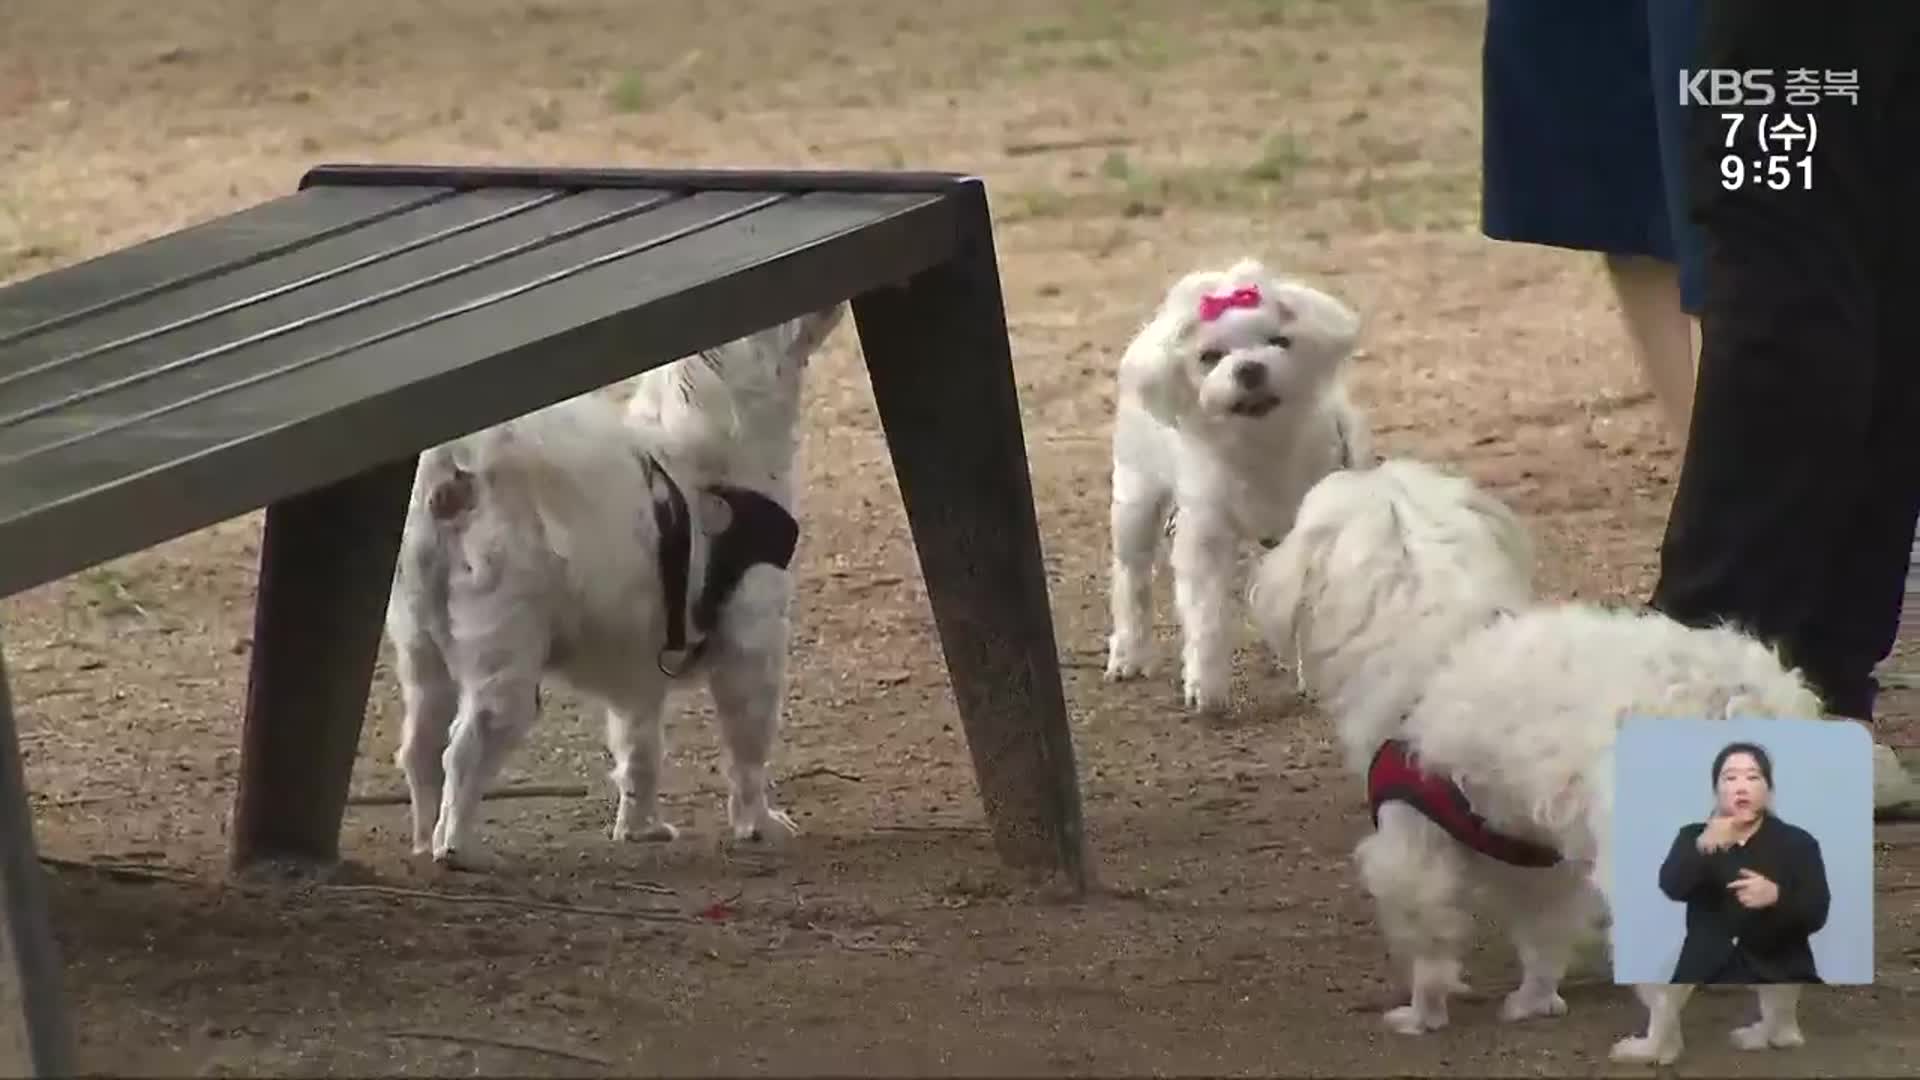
[849,185,1090,893]
[0,651,76,1076]
[230,459,415,872]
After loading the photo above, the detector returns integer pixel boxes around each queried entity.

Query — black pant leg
[1796,32,1920,720]
[1652,3,1909,715]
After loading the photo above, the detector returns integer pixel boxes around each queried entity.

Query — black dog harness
[640,453,799,677]
[1366,740,1563,868]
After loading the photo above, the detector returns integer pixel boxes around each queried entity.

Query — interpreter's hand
[1696,814,1741,854]
[1728,868,1780,910]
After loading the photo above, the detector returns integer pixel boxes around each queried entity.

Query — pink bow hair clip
[1198,284,1262,322]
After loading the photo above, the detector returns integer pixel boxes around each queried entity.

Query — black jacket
[1659,814,1829,984]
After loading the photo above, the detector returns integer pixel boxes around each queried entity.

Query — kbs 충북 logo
[1679,68,1859,107]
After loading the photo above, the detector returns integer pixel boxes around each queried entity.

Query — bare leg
[1605,253,1697,445]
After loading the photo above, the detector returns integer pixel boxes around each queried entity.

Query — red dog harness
[1366,739,1562,869]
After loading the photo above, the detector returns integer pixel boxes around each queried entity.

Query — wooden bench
[0,163,1092,1074]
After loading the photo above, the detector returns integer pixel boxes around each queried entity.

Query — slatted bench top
[0,164,981,599]
[0,161,1087,1080]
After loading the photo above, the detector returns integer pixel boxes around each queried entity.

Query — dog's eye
[1198,349,1224,368]
[1268,335,1292,349]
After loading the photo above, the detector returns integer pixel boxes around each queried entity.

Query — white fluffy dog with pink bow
[1104,258,1372,711]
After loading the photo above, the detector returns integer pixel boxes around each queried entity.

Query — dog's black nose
[1232,362,1266,390]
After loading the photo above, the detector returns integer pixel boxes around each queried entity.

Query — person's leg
[1652,2,1919,806]
[1606,254,1695,443]
[1627,0,1707,446]
[1482,0,1697,446]
[1800,29,1920,810]
[1797,27,1920,712]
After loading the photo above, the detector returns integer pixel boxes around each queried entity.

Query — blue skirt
[1480,0,1705,313]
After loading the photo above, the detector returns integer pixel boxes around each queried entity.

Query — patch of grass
[1126,37,1177,69]
[0,196,68,283]
[1006,147,1473,228]
[1246,0,1297,26]
[1355,134,1422,167]
[527,98,564,132]
[1006,3,1187,77]
[1071,0,1133,41]
[999,188,1076,223]
[1245,134,1308,184]
[1346,167,1480,234]
[605,70,649,113]
[77,567,150,619]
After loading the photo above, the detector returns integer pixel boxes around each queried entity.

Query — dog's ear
[1269,278,1361,362]
[782,303,847,364]
[1119,270,1224,425]
[1118,331,1197,426]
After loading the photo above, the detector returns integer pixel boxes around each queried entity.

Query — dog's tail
[418,445,486,523]
[390,440,482,633]
[409,422,532,528]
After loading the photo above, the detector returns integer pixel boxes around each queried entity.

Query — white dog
[1246,458,1825,1065]
[383,305,844,869]
[1104,258,1372,711]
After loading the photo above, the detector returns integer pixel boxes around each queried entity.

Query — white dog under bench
[0,163,1092,1074]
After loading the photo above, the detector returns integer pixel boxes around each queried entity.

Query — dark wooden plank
[0,188,684,440]
[231,459,415,871]
[849,183,1089,890]
[0,187,564,381]
[0,188,959,599]
[0,185,449,345]
[302,161,976,196]
[0,651,74,1075]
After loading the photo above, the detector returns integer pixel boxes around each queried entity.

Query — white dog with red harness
[384,305,843,869]
[1248,459,1826,1065]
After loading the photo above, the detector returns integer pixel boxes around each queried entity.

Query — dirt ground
[4,0,1918,1075]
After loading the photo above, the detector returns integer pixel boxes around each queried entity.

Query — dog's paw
[1383,1005,1446,1036]
[1609,1034,1681,1066]
[1731,1022,1803,1051]
[1104,636,1150,681]
[1181,671,1231,713]
[614,819,679,843]
[1499,987,1567,1023]
[732,807,800,843]
[431,844,498,873]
